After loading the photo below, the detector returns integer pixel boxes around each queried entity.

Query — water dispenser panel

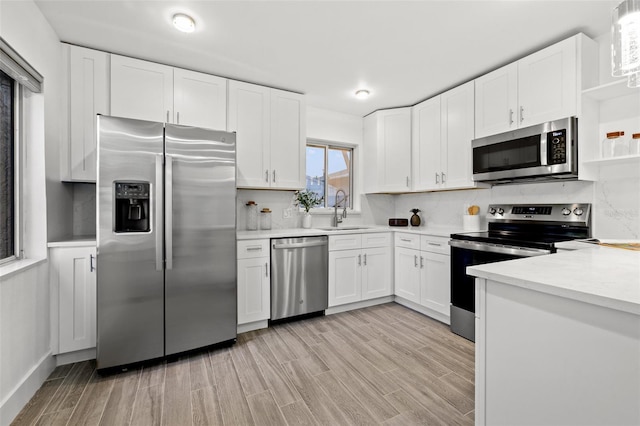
[114,181,151,233]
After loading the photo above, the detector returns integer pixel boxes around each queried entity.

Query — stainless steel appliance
[97,115,237,370]
[271,236,328,320]
[449,203,591,341]
[472,117,577,184]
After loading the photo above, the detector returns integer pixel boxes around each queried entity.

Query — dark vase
[410,212,421,226]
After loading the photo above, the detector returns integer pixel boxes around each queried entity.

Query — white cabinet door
[66,45,109,182]
[237,257,270,324]
[379,108,412,192]
[412,96,442,191]
[420,251,451,317]
[53,247,97,354]
[363,114,380,193]
[228,80,271,188]
[394,247,420,303]
[362,246,392,300]
[329,249,362,307]
[474,63,518,138]
[269,88,306,189]
[174,68,227,130]
[518,37,576,127]
[442,81,475,190]
[111,54,173,123]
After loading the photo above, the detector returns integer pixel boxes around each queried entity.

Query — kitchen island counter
[237,225,468,240]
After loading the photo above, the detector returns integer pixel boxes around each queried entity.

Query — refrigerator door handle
[155,154,164,271]
[166,154,174,270]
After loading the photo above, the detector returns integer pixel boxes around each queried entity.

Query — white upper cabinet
[61,44,109,182]
[363,107,412,193]
[412,82,478,191]
[173,68,227,130]
[111,54,227,129]
[111,54,173,123]
[475,34,595,138]
[229,80,305,190]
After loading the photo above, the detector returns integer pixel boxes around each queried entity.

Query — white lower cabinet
[328,233,392,308]
[237,239,270,325]
[49,246,97,354]
[394,233,451,323]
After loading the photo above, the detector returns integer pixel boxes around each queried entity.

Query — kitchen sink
[316,226,372,231]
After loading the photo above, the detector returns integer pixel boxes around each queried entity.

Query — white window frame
[306,139,356,213]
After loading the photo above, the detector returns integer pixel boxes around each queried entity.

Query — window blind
[0,37,43,93]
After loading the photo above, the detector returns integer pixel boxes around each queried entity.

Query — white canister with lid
[246,201,258,230]
[260,208,272,230]
[602,131,624,158]
[629,133,640,156]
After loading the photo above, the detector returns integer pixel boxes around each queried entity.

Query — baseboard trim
[394,297,450,325]
[325,296,395,315]
[0,351,55,426]
[237,320,269,334]
[55,348,96,366]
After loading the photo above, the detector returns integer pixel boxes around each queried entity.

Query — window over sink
[306,140,353,209]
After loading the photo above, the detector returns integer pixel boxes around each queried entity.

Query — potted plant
[295,190,323,228]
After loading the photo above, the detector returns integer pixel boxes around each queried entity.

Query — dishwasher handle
[272,240,328,250]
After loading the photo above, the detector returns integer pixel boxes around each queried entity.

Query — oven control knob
[497,208,505,215]
[562,208,571,216]
[573,207,584,216]
[489,207,496,215]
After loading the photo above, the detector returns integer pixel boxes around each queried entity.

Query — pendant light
[611,0,640,87]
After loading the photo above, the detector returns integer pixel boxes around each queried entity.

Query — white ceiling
[35,0,614,117]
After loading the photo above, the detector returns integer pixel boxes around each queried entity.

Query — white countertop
[48,236,97,247]
[236,225,469,240]
[468,243,640,315]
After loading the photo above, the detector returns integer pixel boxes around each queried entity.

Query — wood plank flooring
[12,303,474,426]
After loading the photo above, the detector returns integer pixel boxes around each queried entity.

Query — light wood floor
[12,303,474,426]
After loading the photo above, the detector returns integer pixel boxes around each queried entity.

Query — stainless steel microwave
[472,117,577,184]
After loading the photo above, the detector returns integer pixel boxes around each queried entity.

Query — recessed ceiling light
[355,89,370,100]
[173,13,196,33]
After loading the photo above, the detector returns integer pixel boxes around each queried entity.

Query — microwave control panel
[547,129,567,165]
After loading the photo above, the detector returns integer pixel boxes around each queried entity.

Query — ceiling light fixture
[173,13,196,33]
[355,89,370,100]
[611,0,640,87]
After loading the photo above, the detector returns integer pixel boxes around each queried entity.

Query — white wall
[0,1,63,423]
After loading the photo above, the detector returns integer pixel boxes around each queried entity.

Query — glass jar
[630,133,640,156]
[246,201,258,230]
[260,208,272,230]
[602,131,624,158]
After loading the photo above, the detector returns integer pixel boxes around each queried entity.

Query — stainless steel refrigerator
[96,115,237,370]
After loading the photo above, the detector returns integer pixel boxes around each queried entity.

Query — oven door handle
[449,239,552,257]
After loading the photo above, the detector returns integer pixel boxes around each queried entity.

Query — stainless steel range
[449,203,591,341]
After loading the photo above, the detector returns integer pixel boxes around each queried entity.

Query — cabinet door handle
[90,254,95,272]
[265,262,269,277]
[420,256,424,268]
[177,111,180,124]
[406,176,410,187]
[441,172,446,183]
[520,106,524,123]
[273,170,276,183]
[167,110,170,122]
[358,254,362,266]
[435,173,439,184]
[247,246,263,251]
[363,253,367,265]
[428,242,441,247]
[509,109,514,125]
[265,170,269,183]
[414,255,418,267]
[400,238,412,242]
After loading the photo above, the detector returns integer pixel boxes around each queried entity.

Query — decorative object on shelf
[246,201,258,230]
[260,208,272,230]
[410,209,421,226]
[630,133,640,155]
[603,131,626,158]
[611,0,640,87]
[294,190,323,229]
[388,218,409,227]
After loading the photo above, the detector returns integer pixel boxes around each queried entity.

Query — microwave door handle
[540,134,548,166]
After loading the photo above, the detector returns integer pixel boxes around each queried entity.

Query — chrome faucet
[333,189,348,227]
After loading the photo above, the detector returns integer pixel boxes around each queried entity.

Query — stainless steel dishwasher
[271,236,328,321]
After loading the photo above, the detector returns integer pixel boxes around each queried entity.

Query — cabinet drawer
[420,235,450,255]
[329,234,362,251]
[395,232,420,250]
[362,232,391,249]
[237,239,270,259]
